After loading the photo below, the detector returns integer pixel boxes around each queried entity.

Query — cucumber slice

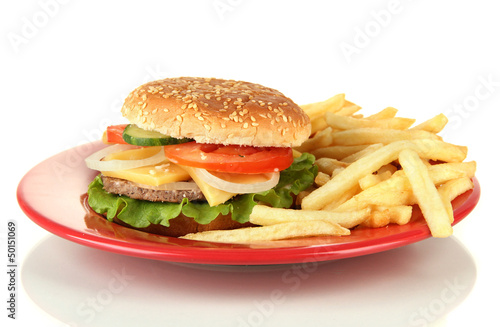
[122,124,193,146]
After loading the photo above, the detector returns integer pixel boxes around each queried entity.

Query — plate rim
[17,142,481,265]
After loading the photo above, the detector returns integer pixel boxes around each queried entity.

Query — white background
[2,0,499,326]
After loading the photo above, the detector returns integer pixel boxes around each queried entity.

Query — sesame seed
[176,115,182,122]
[243,122,249,128]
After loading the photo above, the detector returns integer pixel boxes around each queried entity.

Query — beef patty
[101,175,206,203]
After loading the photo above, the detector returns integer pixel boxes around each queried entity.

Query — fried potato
[301,93,345,120]
[294,127,335,153]
[249,205,371,229]
[302,140,468,210]
[315,157,348,175]
[329,128,441,146]
[358,170,393,190]
[342,143,384,163]
[334,162,476,211]
[411,113,448,133]
[180,220,350,243]
[438,177,475,222]
[315,172,331,186]
[366,107,398,120]
[310,144,369,160]
[360,206,413,228]
[398,149,452,238]
[325,112,415,130]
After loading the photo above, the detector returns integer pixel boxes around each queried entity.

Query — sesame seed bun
[121,77,311,147]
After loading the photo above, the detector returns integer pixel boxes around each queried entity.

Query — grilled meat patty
[101,175,206,203]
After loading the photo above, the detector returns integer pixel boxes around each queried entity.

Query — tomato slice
[163,142,294,174]
[105,124,128,144]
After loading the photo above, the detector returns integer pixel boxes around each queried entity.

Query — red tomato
[164,142,294,174]
[105,124,128,144]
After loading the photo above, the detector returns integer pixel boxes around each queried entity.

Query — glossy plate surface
[17,142,480,265]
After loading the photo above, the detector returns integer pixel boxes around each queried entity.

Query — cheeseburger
[85,77,317,237]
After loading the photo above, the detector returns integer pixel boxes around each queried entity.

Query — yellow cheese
[180,165,236,206]
[102,161,191,186]
[104,147,162,161]
[101,147,190,186]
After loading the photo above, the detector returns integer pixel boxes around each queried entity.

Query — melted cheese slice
[101,147,190,186]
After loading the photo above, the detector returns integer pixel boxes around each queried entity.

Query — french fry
[180,220,350,243]
[342,143,384,163]
[438,177,475,222]
[322,184,361,211]
[301,93,345,120]
[398,149,452,238]
[315,158,348,175]
[411,113,448,133]
[315,172,331,186]
[438,177,474,202]
[334,162,476,211]
[310,117,329,135]
[325,112,415,130]
[378,163,398,175]
[302,140,468,210]
[366,107,398,120]
[360,206,413,228]
[329,128,441,146]
[310,144,369,160]
[358,170,393,190]
[294,127,334,153]
[335,103,362,116]
[249,205,371,229]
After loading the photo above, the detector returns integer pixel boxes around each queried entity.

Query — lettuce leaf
[87,153,317,228]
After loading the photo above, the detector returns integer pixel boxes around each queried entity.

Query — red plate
[17,141,480,265]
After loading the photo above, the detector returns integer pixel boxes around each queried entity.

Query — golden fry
[181,220,350,243]
[301,93,345,120]
[302,140,468,210]
[399,149,452,238]
[249,205,370,229]
[325,112,415,130]
[411,113,448,133]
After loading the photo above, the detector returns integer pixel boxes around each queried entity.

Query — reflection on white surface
[21,235,476,327]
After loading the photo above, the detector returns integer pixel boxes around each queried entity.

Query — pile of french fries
[181,94,476,243]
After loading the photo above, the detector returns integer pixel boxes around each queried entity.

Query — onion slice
[85,144,166,171]
[193,168,280,194]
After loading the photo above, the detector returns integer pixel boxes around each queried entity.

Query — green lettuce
[87,153,317,228]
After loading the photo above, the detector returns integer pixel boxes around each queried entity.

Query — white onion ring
[193,168,279,194]
[85,144,166,171]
